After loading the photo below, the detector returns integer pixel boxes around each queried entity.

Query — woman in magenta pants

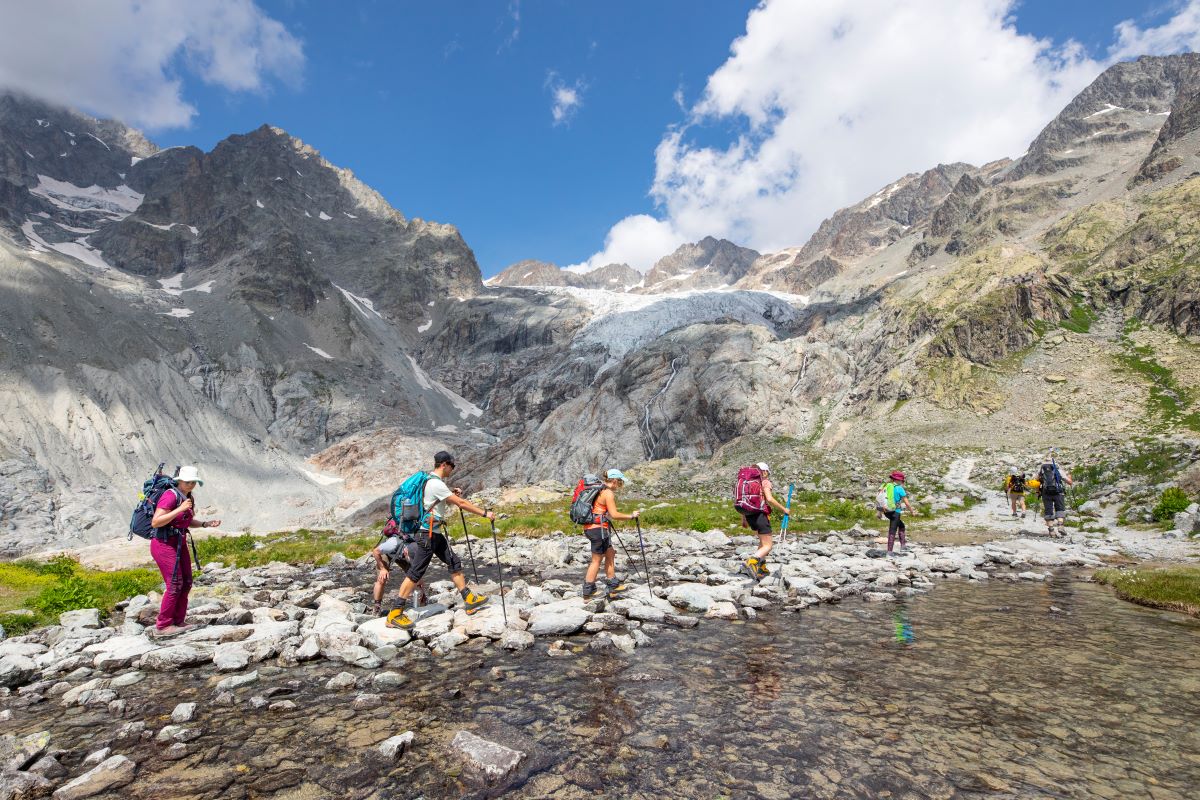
[150,465,220,637]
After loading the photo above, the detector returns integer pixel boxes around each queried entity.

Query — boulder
[51,754,136,800]
[357,617,412,649]
[499,629,534,651]
[0,730,51,772]
[431,630,469,655]
[528,606,589,637]
[58,609,101,630]
[666,582,732,613]
[1173,511,1198,533]
[85,636,157,672]
[0,770,54,799]
[412,612,453,641]
[170,703,197,723]
[530,538,570,566]
[450,730,526,783]
[704,602,739,620]
[0,654,37,688]
[697,529,730,547]
[140,644,216,671]
[377,731,415,760]
[325,672,358,691]
[211,643,251,672]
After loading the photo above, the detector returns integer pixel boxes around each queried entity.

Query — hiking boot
[755,561,770,578]
[386,607,416,630]
[581,581,598,600]
[461,589,489,615]
[742,558,763,580]
[605,578,628,598]
[371,601,383,617]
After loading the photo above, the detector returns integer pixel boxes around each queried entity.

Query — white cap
[755,462,770,473]
[176,465,204,486]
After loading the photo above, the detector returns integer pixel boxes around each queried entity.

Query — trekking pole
[635,517,653,601]
[458,508,480,584]
[488,519,508,626]
[776,483,794,589]
[608,521,645,583]
[188,531,203,576]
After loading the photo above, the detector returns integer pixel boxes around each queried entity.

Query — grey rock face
[642,236,760,292]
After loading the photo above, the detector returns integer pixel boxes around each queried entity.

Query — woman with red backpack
[735,462,789,580]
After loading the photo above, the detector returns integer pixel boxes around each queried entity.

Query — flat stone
[704,601,739,620]
[325,672,358,691]
[82,747,111,766]
[140,643,216,671]
[0,654,37,689]
[372,671,406,689]
[357,617,412,649]
[59,609,101,630]
[450,730,526,782]
[0,730,52,772]
[215,671,258,692]
[499,629,534,651]
[51,754,136,800]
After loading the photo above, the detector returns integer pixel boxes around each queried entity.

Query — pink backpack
[733,466,768,514]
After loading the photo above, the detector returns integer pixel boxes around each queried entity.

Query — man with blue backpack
[384,451,495,629]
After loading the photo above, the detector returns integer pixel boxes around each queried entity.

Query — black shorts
[404,528,463,582]
[743,511,772,536]
[1042,492,1066,520]
[584,527,613,555]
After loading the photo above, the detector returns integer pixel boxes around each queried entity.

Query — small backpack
[877,482,898,511]
[569,474,605,526]
[1009,474,1026,493]
[734,466,768,514]
[391,471,434,536]
[1039,463,1063,494]
[128,463,181,540]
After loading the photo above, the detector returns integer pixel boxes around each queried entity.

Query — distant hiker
[1004,473,1028,518]
[578,469,640,600]
[149,466,220,638]
[1037,459,1073,537]
[734,462,789,580]
[385,451,495,629]
[879,471,914,555]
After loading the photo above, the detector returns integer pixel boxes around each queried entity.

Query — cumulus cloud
[547,72,586,126]
[579,0,1200,272]
[566,214,685,273]
[0,0,304,130]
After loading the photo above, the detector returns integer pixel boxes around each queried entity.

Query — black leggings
[885,511,906,550]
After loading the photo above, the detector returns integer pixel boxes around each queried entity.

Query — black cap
[434,450,456,467]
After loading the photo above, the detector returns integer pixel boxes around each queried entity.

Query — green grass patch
[195,529,381,569]
[1152,487,1193,523]
[1116,333,1200,433]
[0,556,162,635]
[1095,567,1200,617]
[1060,298,1097,333]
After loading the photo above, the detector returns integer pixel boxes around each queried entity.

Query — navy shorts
[584,527,613,555]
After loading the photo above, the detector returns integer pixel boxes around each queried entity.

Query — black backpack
[1039,463,1063,494]
[128,463,181,540]
[1010,474,1026,493]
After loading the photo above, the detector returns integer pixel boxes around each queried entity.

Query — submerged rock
[450,730,526,782]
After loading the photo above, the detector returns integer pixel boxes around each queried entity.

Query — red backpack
[733,466,768,514]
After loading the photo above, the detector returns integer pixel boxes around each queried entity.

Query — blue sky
[5,1,1195,276]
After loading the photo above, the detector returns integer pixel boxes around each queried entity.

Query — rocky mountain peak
[642,236,760,291]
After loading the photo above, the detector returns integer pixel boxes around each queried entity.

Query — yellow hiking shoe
[462,590,489,614]
[385,607,415,630]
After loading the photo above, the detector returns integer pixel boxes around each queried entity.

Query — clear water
[9,575,1199,799]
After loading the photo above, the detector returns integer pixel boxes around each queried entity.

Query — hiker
[735,462,789,580]
[580,469,640,600]
[880,471,914,555]
[386,451,495,629]
[149,465,220,637]
[1037,459,1074,537]
[1004,473,1028,518]
[370,534,425,617]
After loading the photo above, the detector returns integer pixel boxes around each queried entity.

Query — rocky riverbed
[1,525,1197,798]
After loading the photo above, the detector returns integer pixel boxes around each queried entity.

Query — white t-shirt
[422,475,453,523]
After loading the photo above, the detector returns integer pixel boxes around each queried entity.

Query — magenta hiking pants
[150,535,192,629]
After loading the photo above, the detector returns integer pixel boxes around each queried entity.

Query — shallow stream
[10,575,1199,799]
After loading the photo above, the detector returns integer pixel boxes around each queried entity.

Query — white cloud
[566,214,684,273]
[546,72,586,126]
[0,0,304,130]
[499,1,521,52]
[580,0,1200,270]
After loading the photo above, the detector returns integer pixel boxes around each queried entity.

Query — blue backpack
[388,471,434,537]
[128,463,181,540]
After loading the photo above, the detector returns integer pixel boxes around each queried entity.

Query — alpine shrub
[1152,487,1191,522]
